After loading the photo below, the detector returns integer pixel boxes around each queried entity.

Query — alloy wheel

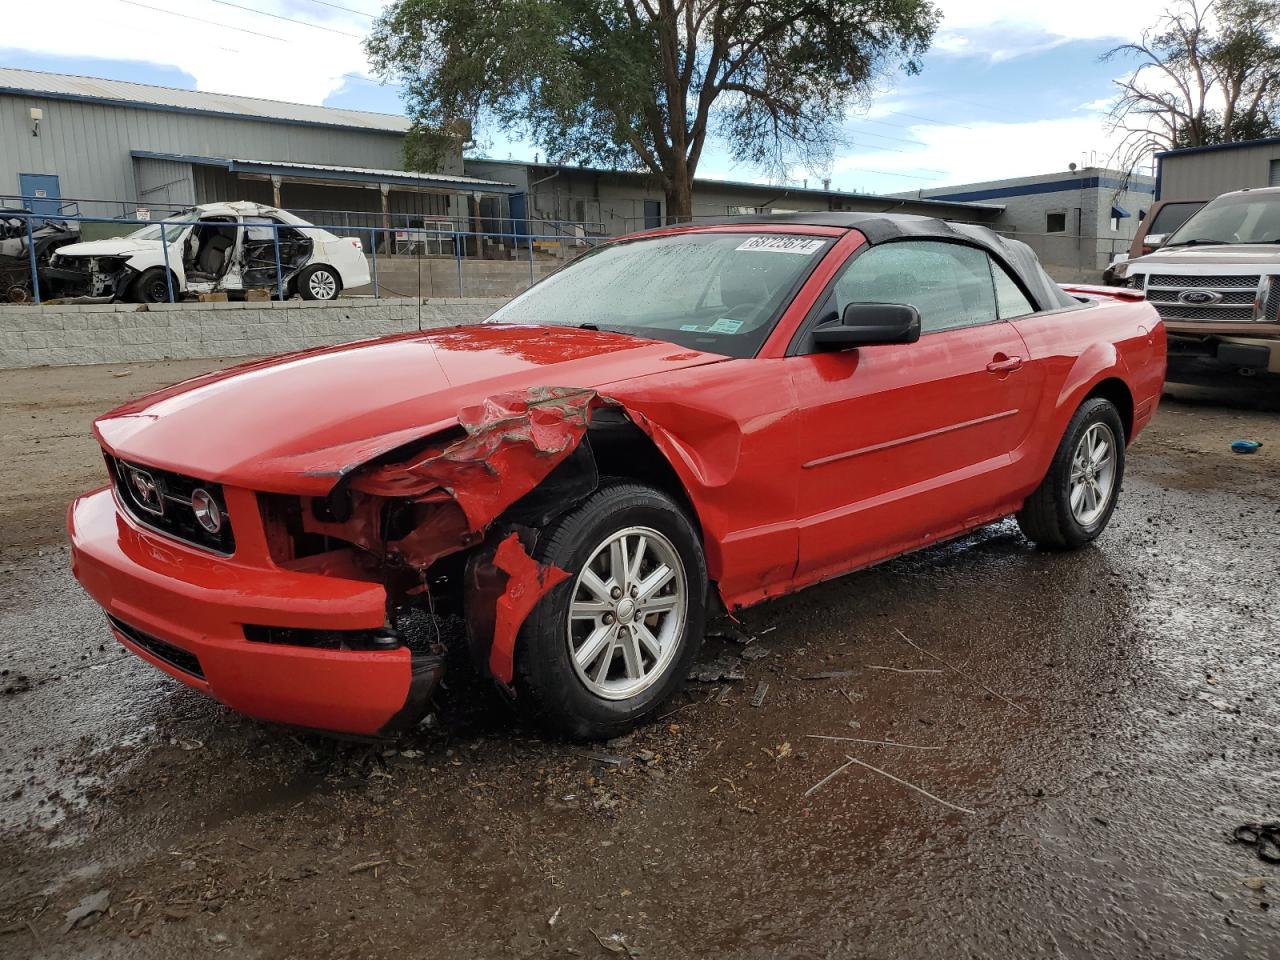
[566,526,687,700]
[308,269,337,299]
[1069,422,1117,526]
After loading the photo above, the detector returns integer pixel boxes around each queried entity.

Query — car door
[217,215,246,291]
[788,239,1040,583]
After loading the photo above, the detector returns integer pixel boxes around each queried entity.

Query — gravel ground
[1,361,1278,960]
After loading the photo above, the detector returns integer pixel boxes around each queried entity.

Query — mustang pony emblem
[126,466,164,515]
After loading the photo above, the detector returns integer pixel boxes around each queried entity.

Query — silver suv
[1116,186,1280,383]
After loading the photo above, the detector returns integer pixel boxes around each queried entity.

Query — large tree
[1105,0,1280,171]
[366,0,939,222]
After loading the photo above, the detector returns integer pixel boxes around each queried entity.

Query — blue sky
[1,0,1170,193]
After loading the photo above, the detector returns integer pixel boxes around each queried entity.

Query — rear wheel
[298,264,341,300]
[1017,397,1126,550]
[516,482,706,740]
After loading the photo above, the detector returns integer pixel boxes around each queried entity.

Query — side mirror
[1142,233,1167,252]
[812,302,921,350]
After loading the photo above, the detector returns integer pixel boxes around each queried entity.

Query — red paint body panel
[69,487,412,735]
[68,221,1167,735]
[94,326,727,496]
[487,533,571,684]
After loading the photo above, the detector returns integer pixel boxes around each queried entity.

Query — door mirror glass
[812,302,921,350]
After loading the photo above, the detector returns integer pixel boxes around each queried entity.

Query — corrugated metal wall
[192,165,273,205]
[1160,142,1280,200]
[133,156,195,208]
[0,93,415,208]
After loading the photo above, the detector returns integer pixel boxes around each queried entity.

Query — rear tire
[1017,397,1126,550]
[515,481,707,740]
[298,264,341,301]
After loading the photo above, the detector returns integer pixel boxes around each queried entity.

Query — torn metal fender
[487,533,571,684]
[352,386,609,533]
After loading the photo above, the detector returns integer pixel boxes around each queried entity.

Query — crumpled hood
[94,324,727,495]
[55,237,157,260]
[1128,244,1280,270]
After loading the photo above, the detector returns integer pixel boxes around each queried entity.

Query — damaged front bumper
[44,258,134,299]
[68,487,442,736]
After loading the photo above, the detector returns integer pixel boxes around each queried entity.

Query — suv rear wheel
[515,481,707,740]
[1017,397,1126,550]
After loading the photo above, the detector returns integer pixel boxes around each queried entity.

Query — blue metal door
[508,192,528,239]
[18,174,61,217]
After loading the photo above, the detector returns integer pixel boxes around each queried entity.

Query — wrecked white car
[45,201,370,302]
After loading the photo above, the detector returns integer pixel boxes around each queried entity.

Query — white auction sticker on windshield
[736,236,825,255]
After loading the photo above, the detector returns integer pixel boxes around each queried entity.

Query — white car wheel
[300,265,340,301]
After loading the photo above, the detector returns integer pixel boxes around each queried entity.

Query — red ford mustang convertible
[69,214,1166,739]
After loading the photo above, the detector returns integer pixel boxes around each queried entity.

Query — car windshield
[487,231,833,357]
[128,212,194,243]
[1165,192,1280,246]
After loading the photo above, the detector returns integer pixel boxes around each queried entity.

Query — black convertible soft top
[665,212,1080,313]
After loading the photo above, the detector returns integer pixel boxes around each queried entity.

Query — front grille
[1154,304,1255,321]
[1266,280,1280,323]
[1142,273,1263,323]
[1146,288,1255,305]
[1147,274,1260,289]
[108,615,205,679]
[107,455,235,554]
[243,624,402,651]
[1126,275,1146,290]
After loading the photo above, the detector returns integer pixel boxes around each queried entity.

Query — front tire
[516,481,707,740]
[298,264,341,300]
[131,267,174,303]
[1017,397,1126,550]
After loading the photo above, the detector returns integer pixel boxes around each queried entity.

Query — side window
[244,216,306,243]
[243,217,274,242]
[990,261,1036,319]
[832,240,997,334]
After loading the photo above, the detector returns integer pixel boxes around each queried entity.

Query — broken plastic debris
[62,888,112,934]
[688,655,745,683]
[750,681,769,707]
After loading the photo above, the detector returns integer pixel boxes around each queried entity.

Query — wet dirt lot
[1,362,1278,959]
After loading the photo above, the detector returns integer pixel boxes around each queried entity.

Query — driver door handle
[987,355,1023,374]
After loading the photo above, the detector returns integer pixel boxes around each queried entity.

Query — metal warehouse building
[464,158,1003,237]
[898,167,1156,279]
[1155,136,1280,202]
[0,68,516,232]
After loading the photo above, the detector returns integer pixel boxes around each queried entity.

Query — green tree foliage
[1106,0,1280,169]
[367,0,939,221]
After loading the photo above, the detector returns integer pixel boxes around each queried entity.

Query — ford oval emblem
[1178,289,1222,305]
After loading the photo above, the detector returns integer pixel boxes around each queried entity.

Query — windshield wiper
[1165,238,1229,248]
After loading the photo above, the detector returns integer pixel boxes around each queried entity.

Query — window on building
[1046,212,1067,233]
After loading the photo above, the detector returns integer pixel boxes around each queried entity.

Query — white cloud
[4,0,382,105]
[932,0,1172,61]
[828,114,1139,193]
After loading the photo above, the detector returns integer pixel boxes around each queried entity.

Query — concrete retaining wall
[349,255,563,299]
[0,297,508,369]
